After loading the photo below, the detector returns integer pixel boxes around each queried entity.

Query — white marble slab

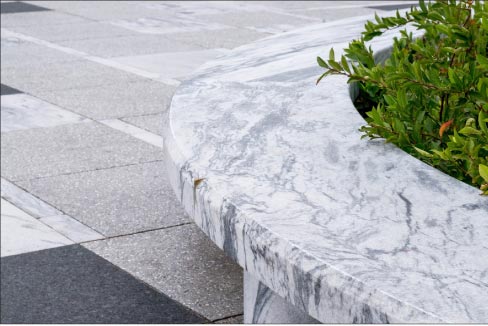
[1,199,73,257]
[163,12,488,324]
[99,119,163,149]
[109,16,229,35]
[1,93,89,132]
[112,49,229,81]
[136,1,268,16]
[40,214,104,243]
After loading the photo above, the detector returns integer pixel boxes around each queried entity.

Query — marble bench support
[244,272,319,324]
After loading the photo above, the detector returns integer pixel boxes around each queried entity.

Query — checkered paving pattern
[1,1,416,323]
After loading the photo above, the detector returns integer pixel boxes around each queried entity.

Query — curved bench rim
[163,12,488,324]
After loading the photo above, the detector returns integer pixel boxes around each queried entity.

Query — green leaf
[341,55,350,74]
[414,147,434,158]
[329,48,335,61]
[479,164,488,183]
[459,127,482,136]
[317,56,328,68]
[477,54,488,69]
[479,110,488,135]
[328,59,342,71]
[419,0,427,12]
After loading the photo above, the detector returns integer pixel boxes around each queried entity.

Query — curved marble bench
[163,13,488,324]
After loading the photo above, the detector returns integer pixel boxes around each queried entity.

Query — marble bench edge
[162,12,485,324]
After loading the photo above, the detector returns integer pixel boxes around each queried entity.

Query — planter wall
[163,13,488,323]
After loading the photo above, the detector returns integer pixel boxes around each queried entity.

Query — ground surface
[1,1,415,323]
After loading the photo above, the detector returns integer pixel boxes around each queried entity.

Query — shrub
[317,0,488,195]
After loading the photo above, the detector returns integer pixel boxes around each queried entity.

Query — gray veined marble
[111,49,230,81]
[244,272,319,324]
[1,199,73,257]
[1,93,89,132]
[163,11,488,324]
[109,16,229,35]
[138,1,269,17]
[40,214,104,243]
[1,177,62,218]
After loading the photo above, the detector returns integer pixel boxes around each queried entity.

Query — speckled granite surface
[164,14,488,323]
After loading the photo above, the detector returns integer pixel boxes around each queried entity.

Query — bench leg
[243,272,320,324]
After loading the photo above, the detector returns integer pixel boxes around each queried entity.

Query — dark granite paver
[1,2,50,14]
[0,84,22,96]
[0,244,208,324]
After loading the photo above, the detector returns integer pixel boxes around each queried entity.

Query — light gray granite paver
[1,40,79,69]
[163,28,271,50]
[17,161,189,237]
[58,34,204,58]
[83,224,243,321]
[197,11,316,34]
[34,80,176,120]
[0,178,103,242]
[1,122,163,181]
[111,49,229,81]
[8,21,140,42]
[0,11,90,28]
[22,1,171,21]
[1,60,140,93]
[1,178,62,218]
[289,7,377,20]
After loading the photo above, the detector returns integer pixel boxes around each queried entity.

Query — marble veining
[1,199,73,257]
[163,12,488,323]
[1,177,62,218]
[40,214,104,243]
[109,16,229,35]
[112,49,229,81]
[138,1,269,16]
[1,93,89,132]
[244,272,319,324]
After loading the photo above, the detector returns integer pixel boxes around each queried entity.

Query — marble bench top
[163,13,488,323]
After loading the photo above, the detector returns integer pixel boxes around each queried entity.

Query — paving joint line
[9,159,165,183]
[80,222,194,245]
[1,90,167,150]
[211,313,244,323]
[1,28,181,86]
